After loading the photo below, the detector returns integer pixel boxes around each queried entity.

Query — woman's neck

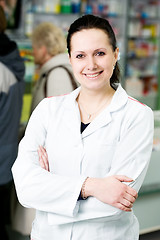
[77,86,115,123]
[79,86,115,103]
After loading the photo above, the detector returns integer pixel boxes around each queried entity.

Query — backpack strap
[43,65,78,97]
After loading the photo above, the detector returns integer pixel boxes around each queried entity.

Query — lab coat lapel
[81,84,128,138]
[81,109,112,138]
[62,84,128,140]
[62,87,82,141]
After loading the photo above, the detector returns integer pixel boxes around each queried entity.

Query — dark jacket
[0,33,25,185]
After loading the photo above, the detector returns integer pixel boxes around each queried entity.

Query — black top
[81,122,90,133]
[78,122,90,201]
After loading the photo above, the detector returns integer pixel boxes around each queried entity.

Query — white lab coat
[12,85,154,240]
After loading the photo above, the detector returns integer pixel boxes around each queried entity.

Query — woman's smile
[84,71,103,79]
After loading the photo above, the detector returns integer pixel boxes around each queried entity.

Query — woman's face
[32,44,46,66]
[69,28,119,92]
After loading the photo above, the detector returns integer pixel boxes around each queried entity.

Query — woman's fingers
[120,197,133,209]
[38,146,49,171]
[117,184,137,210]
[124,191,137,204]
[115,202,132,212]
[39,145,48,158]
[116,184,137,211]
[115,175,138,199]
[115,175,134,182]
[116,175,138,200]
[41,150,49,171]
[126,186,138,199]
[38,148,46,169]
[39,146,48,170]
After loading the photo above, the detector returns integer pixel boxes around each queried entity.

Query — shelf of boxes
[125,0,160,109]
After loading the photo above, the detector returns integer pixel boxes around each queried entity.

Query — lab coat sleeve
[12,98,86,218]
[108,105,154,192]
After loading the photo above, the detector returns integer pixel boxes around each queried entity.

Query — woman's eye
[96,52,105,56]
[76,54,84,59]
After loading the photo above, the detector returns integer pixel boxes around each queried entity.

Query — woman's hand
[85,175,138,212]
[38,146,49,171]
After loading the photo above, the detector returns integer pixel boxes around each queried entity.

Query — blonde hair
[31,22,67,56]
[0,6,7,33]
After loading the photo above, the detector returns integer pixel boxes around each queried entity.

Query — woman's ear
[114,47,119,62]
[68,53,71,65]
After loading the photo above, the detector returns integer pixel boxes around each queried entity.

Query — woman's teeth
[86,72,101,78]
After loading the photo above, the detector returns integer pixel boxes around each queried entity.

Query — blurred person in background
[0,5,25,240]
[30,22,78,113]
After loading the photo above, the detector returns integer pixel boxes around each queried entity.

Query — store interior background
[4,0,160,239]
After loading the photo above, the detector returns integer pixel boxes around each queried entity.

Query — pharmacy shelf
[124,0,160,110]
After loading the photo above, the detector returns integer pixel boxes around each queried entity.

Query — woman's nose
[87,57,97,70]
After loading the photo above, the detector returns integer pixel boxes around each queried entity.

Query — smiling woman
[67,15,120,91]
[68,28,118,122]
[12,14,154,240]
[69,29,118,88]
